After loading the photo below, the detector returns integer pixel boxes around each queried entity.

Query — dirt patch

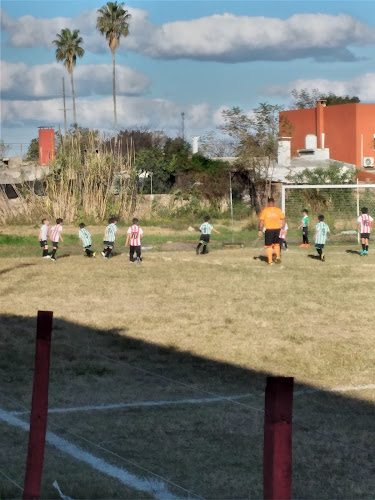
[159,241,196,251]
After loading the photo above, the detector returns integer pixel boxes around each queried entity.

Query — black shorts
[265,229,280,246]
[84,245,92,250]
[361,233,370,240]
[315,243,325,249]
[40,240,47,247]
[103,241,114,248]
[302,227,309,235]
[52,242,58,249]
[199,234,210,244]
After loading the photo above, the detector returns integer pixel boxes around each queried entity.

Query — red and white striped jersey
[50,224,63,242]
[39,224,49,241]
[127,224,143,246]
[357,214,373,233]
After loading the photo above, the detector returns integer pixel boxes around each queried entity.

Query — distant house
[278,101,375,169]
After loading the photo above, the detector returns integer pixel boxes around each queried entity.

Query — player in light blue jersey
[79,223,96,257]
[102,217,118,259]
[196,215,221,255]
[314,215,330,261]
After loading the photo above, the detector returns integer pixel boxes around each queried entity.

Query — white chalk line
[9,385,375,417]
[0,467,23,491]
[11,393,254,416]
[0,406,191,500]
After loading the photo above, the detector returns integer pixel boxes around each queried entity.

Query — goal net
[281,184,375,236]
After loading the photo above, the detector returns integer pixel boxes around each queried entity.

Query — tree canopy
[290,88,360,109]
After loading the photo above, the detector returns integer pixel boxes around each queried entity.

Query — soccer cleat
[101,251,106,257]
[275,258,281,264]
[136,257,140,263]
[360,250,366,256]
[268,262,274,265]
[321,254,325,261]
[50,257,56,262]
[299,243,305,247]
[196,248,200,255]
[93,252,96,257]
[305,244,310,247]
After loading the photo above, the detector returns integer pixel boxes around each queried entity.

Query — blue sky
[1,1,375,155]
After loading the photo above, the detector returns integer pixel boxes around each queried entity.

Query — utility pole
[181,111,185,141]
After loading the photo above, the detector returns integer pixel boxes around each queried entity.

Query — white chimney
[192,136,199,154]
[278,137,292,167]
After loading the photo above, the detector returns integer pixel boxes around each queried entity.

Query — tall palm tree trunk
[70,69,77,129]
[112,49,118,141]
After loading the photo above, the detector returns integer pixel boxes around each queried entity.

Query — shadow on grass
[0,314,374,499]
[0,263,35,276]
[253,255,269,263]
[346,249,362,256]
[307,254,322,260]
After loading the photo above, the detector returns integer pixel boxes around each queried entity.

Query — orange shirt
[259,206,285,230]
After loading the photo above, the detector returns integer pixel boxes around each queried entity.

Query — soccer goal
[281,183,375,240]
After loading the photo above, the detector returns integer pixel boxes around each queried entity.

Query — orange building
[38,127,55,166]
[280,102,375,168]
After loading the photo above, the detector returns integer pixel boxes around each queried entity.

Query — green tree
[53,29,85,129]
[286,162,355,184]
[25,138,39,161]
[290,88,360,109]
[97,2,131,140]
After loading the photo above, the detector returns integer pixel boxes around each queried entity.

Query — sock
[202,245,207,254]
[106,247,112,258]
[275,244,280,259]
[42,249,48,257]
[362,244,366,250]
[51,249,56,259]
[366,245,369,251]
[266,247,273,263]
[85,249,92,257]
[317,248,322,256]
[196,243,202,253]
[284,241,288,249]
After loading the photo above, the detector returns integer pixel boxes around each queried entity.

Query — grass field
[0,223,374,499]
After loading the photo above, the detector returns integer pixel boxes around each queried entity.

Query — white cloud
[263,73,375,102]
[1,95,216,134]
[1,60,150,99]
[2,8,375,62]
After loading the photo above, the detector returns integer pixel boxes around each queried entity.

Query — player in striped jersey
[49,218,64,261]
[196,215,221,255]
[79,223,96,257]
[102,217,118,259]
[357,207,373,256]
[125,218,144,263]
[39,218,51,258]
[314,215,330,261]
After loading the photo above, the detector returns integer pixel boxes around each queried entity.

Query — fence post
[263,376,294,500]
[23,311,53,500]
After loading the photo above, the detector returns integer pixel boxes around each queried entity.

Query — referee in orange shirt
[258,198,285,265]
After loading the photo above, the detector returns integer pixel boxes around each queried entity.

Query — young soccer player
[196,215,221,255]
[125,218,143,263]
[78,223,96,257]
[39,218,50,258]
[357,207,373,256]
[279,221,288,251]
[102,217,118,259]
[49,218,64,261]
[314,215,330,261]
[298,209,309,247]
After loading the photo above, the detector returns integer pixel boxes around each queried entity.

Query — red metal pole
[263,376,294,500]
[23,311,53,500]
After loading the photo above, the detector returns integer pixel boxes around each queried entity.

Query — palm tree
[53,28,84,130]
[96,2,131,140]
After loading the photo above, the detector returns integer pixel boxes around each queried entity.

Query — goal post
[281,183,375,242]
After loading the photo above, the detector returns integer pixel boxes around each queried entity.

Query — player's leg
[129,245,134,262]
[360,235,366,255]
[136,246,141,263]
[50,243,58,261]
[105,243,113,258]
[365,236,369,254]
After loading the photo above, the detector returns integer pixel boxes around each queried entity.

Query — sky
[1,0,375,155]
